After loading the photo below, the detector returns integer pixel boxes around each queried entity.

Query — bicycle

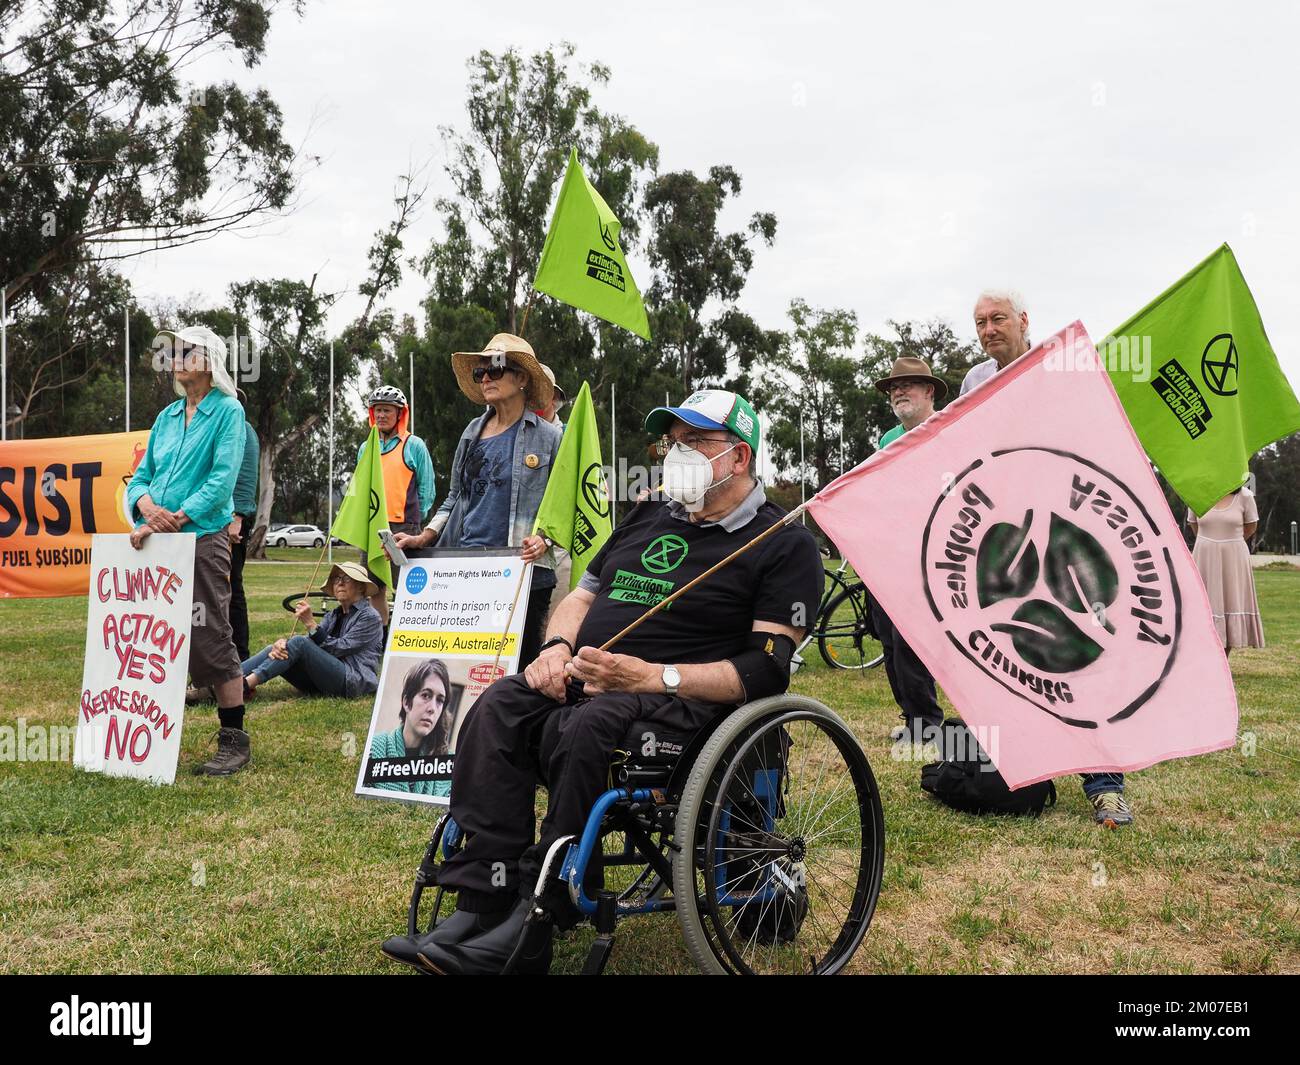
[797,554,885,671]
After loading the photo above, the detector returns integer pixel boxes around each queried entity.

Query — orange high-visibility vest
[379,433,421,524]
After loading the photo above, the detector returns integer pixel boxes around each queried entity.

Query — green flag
[331,426,392,588]
[533,381,613,589]
[1102,244,1300,515]
[532,147,651,340]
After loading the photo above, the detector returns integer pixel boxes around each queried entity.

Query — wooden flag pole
[597,502,809,653]
[518,289,539,339]
[286,538,332,639]
[492,558,533,674]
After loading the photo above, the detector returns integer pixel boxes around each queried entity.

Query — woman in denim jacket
[395,334,561,666]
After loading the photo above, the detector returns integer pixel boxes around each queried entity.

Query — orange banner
[0,431,150,598]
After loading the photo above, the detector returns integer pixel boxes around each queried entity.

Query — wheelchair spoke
[783,721,836,839]
[791,771,857,843]
[800,800,865,848]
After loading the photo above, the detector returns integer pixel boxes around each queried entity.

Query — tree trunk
[248,412,323,559]
[249,445,277,560]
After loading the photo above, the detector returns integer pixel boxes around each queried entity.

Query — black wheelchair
[407,694,885,975]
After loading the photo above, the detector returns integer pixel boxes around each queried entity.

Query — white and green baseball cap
[645,389,760,451]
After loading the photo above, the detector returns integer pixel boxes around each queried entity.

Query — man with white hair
[128,326,250,775]
[963,291,1133,827]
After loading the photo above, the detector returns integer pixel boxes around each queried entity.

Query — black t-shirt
[575,495,823,664]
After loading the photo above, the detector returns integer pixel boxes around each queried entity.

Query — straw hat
[539,363,567,407]
[873,356,948,402]
[320,561,380,598]
[451,333,554,408]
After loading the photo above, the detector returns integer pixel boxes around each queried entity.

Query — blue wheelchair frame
[406,697,883,975]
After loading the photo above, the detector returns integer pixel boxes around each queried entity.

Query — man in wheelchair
[382,390,823,975]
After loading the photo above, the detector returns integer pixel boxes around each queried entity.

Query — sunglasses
[472,364,520,383]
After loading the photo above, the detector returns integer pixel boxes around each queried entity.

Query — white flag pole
[328,341,335,566]
[124,304,131,432]
[610,380,617,530]
[409,350,415,434]
[799,407,807,524]
[1,285,7,442]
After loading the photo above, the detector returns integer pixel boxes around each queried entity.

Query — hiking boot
[185,685,215,706]
[193,727,251,776]
[1090,790,1133,828]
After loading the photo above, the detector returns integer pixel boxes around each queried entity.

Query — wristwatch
[661,665,681,696]
[539,636,575,656]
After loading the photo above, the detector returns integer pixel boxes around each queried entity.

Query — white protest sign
[74,533,194,785]
[355,549,531,807]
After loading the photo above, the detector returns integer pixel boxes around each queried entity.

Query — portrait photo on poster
[354,549,530,807]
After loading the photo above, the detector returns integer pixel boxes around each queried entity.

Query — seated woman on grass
[241,562,384,699]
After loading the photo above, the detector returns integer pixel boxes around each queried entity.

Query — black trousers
[439,674,727,911]
[228,528,250,663]
[867,591,942,729]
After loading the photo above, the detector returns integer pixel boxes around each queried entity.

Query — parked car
[269,524,326,548]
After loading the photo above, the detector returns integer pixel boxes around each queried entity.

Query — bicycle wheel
[673,696,885,975]
[817,584,883,671]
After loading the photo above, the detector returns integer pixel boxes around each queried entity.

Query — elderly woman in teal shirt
[126,325,249,776]
[370,658,456,797]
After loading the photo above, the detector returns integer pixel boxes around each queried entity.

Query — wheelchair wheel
[672,696,884,975]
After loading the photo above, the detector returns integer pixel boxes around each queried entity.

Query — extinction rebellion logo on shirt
[920,448,1182,728]
[607,534,689,607]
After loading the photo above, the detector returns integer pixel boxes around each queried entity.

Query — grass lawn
[1,559,1297,974]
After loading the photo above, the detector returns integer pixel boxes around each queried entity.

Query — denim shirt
[427,408,561,583]
[309,599,383,696]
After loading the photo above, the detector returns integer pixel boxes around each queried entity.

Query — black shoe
[381,931,439,972]
[418,898,553,975]
[381,907,512,971]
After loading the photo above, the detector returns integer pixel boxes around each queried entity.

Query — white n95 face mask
[662,442,738,512]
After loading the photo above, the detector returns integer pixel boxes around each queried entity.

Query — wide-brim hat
[539,363,567,407]
[321,561,380,598]
[156,326,237,398]
[873,356,948,402]
[451,333,554,408]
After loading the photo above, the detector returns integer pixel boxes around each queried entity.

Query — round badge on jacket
[525,453,540,469]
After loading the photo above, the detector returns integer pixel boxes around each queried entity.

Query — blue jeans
[242,635,349,697]
[1080,772,1124,798]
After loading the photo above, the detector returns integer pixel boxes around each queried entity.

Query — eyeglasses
[472,364,519,383]
[163,346,208,368]
[655,432,733,456]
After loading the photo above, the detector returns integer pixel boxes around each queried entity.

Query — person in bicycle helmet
[357,384,435,619]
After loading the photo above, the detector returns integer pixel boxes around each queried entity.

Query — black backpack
[920,719,1057,816]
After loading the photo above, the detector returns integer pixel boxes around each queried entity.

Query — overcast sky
[121,0,1300,391]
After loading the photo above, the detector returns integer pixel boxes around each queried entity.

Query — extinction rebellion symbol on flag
[1200,332,1239,397]
[921,448,1182,729]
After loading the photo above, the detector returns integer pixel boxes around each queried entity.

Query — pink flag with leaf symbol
[807,321,1238,788]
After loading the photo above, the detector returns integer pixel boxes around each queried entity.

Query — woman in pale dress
[1187,488,1265,653]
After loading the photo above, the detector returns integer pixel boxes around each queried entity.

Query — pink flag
[808,322,1238,788]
